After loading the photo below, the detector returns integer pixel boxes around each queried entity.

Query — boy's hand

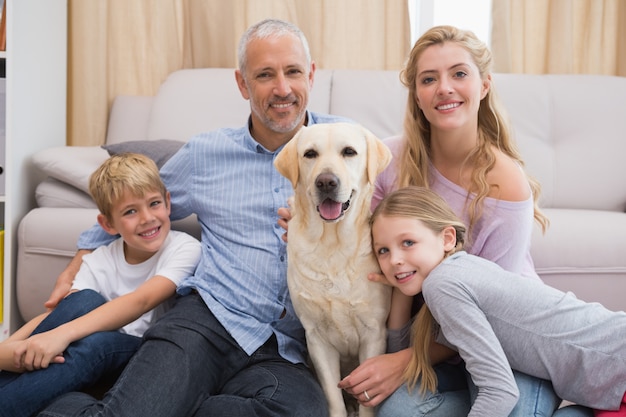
[13,331,68,371]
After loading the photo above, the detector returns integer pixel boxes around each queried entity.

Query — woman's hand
[337,349,411,407]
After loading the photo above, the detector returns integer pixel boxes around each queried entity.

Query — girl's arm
[13,276,176,371]
[425,274,519,417]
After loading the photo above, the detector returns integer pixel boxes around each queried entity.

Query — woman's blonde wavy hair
[370,186,467,394]
[398,25,548,236]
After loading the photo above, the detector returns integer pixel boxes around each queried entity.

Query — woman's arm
[338,348,410,406]
[476,152,538,277]
[386,288,413,330]
[338,286,458,406]
[425,270,520,417]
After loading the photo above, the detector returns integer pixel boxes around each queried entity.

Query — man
[39,19,350,417]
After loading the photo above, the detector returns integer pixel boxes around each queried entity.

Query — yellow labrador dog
[274,123,392,417]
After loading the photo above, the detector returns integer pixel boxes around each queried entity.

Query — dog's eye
[303,149,318,159]
[342,147,357,157]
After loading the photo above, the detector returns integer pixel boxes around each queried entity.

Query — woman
[338,25,590,416]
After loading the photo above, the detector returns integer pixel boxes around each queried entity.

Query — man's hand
[43,278,72,311]
[277,199,293,243]
[44,249,92,310]
[367,271,393,286]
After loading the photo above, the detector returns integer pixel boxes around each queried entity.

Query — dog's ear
[364,127,393,184]
[274,130,300,187]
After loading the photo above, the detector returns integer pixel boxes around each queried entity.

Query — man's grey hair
[237,19,312,75]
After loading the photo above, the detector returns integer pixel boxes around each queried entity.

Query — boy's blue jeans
[0,289,141,417]
[38,292,328,417]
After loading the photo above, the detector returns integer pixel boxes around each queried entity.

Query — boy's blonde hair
[89,153,167,220]
[398,25,548,238]
[370,186,466,394]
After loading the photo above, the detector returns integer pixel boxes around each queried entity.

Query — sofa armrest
[17,207,101,321]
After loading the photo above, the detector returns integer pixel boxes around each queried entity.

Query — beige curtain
[67,0,410,146]
[491,0,626,76]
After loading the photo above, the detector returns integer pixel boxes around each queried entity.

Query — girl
[370,186,626,417]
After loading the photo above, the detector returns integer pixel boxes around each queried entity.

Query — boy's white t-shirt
[71,230,201,337]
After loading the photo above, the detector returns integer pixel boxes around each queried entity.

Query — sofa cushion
[144,68,334,142]
[32,146,110,194]
[32,140,186,199]
[532,208,626,312]
[328,69,406,139]
[494,73,626,211]
[105,95,154,145]
[102,139,184,168]
[145,68,251,142]
[36,177,97,208]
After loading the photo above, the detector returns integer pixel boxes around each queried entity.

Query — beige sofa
[16,68,626,323]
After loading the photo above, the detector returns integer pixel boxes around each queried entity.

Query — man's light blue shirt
[77,111,351,364]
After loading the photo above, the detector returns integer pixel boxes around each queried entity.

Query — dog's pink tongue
[318,199,342,220]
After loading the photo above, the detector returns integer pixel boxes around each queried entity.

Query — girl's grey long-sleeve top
[423,251,626,416]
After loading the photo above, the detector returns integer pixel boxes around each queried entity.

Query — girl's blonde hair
[89,152,167,220]
[370,186,466,394]
[398,25,548,237]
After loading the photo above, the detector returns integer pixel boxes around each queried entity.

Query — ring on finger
[363,390,371,401]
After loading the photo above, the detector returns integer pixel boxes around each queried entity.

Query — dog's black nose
[316,173,339,193]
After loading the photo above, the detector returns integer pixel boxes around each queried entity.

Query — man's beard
[252,99,306,134]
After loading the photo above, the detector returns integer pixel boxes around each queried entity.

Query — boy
[0,152,201,417]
